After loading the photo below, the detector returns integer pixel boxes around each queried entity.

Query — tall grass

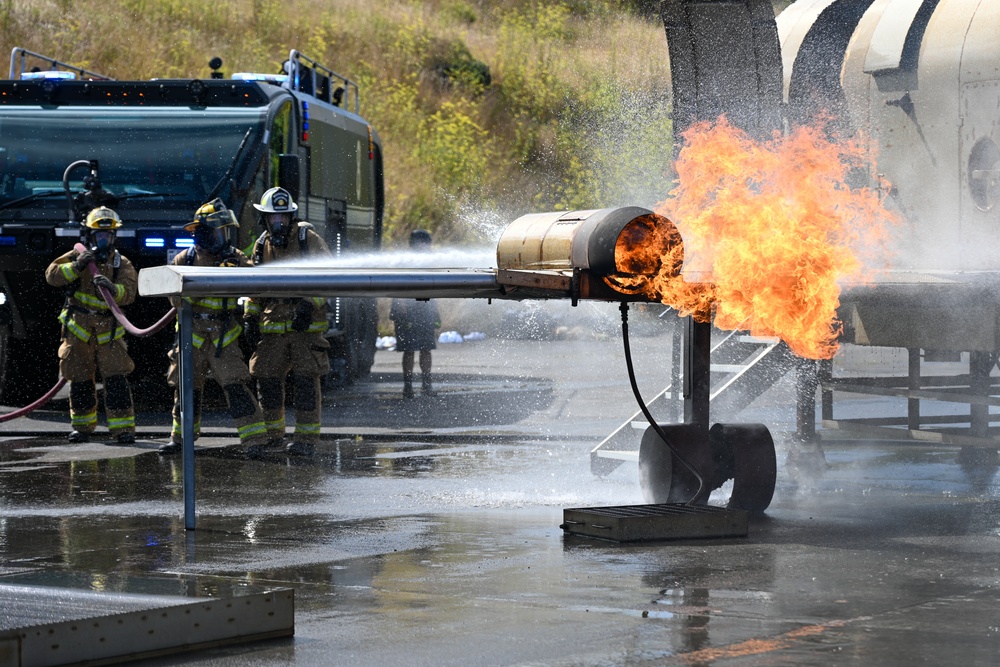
[2,0,674,245]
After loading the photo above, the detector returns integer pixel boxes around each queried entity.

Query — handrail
[283,49,360,114]
[9,47,113,81]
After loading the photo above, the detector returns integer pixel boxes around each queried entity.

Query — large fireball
[610,118,898,360]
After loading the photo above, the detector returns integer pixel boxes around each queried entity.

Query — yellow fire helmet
[185,198,239,232]
[84,206,123,230]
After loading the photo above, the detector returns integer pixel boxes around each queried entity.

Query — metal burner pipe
[139,266,506,300]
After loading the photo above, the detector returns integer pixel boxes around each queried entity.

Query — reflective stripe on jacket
[45,249,137,344]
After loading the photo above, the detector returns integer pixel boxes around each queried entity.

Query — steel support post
[670,316,683,423]
[684,317,711,429]
[907,348,921,431]
[178,300,196,530]
[796,357,818,441]
[970,350,991,439]
[819,358,833,421]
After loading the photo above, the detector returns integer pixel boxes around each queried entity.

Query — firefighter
[243,187,332,457]
[390,230,441,398]
[44,206,137,444]
[159,199,270,457]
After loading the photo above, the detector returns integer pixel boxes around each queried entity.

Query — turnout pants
[58,337,135,437]
[167,339,268,447]
[249,332,330,444]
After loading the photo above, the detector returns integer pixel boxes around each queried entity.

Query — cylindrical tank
[496,207,682,279]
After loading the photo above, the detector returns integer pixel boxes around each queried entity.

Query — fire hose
[74,242,177,337]
[0,244,177,422]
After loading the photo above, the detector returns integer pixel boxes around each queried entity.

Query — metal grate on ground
[561,503,748,542]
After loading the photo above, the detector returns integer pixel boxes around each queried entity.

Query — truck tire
[0,325,11,405]
[128,328,174,408]
[325,297,378,388]
[352,298,378,380]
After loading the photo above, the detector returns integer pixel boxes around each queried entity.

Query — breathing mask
[90,230,115,262]
[265,213,293,248]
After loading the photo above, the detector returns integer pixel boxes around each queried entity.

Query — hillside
[1,0,674,246]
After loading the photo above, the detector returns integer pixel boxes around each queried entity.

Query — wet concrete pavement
[2,316,1000,665]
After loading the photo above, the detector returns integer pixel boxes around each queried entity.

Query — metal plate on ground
[561,504,749,542]
[0,584,294,667]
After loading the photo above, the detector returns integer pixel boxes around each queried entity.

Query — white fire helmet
[253,187,298,214]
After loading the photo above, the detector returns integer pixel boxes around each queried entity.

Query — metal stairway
[591,320,795,476]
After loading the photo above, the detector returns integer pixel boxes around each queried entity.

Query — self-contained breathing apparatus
[183,199,242,357]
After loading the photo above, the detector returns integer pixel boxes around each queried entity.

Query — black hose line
[619,301,705,505]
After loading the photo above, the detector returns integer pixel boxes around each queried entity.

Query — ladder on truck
[591,318,795,477]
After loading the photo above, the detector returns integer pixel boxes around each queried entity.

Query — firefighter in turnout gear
[159,199,270,456]
[244,187,332,458]
[44,206,137,444]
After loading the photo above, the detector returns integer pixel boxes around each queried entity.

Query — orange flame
[611,118,898,360]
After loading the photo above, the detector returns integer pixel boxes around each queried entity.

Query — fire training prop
[138,206,777,529]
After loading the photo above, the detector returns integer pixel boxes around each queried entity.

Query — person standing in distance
[244,187,332,457]
[390,229,441,398]
[44,206,137,444]
[159,199,270,456]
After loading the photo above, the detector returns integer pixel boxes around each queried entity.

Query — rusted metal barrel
[496,206,682,278]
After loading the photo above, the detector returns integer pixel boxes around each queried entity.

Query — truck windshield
[0,107,266,214]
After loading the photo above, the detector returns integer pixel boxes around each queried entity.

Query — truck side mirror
[277,154,301,203]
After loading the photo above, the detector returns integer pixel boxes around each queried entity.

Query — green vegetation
[1,0,674,246]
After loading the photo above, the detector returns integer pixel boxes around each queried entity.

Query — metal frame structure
[143,266,511,528]
[284,48,360,114]
[812,349,1000,448]
[8,47,113,80]
[138,204,787,526]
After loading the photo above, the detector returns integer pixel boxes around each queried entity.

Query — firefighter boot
[286,441,315,457]
[165,388,203,455]
[68,380,97,443]
[286,375,320,458]
[246,437,285,460]
[104,375,136,445]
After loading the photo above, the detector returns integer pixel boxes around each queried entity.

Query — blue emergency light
[231,73,288,85]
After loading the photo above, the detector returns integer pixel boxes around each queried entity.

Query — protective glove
[291,301,314,332]
[73,249,95,273]
[92,274,116,294]
[242,315,261,348]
